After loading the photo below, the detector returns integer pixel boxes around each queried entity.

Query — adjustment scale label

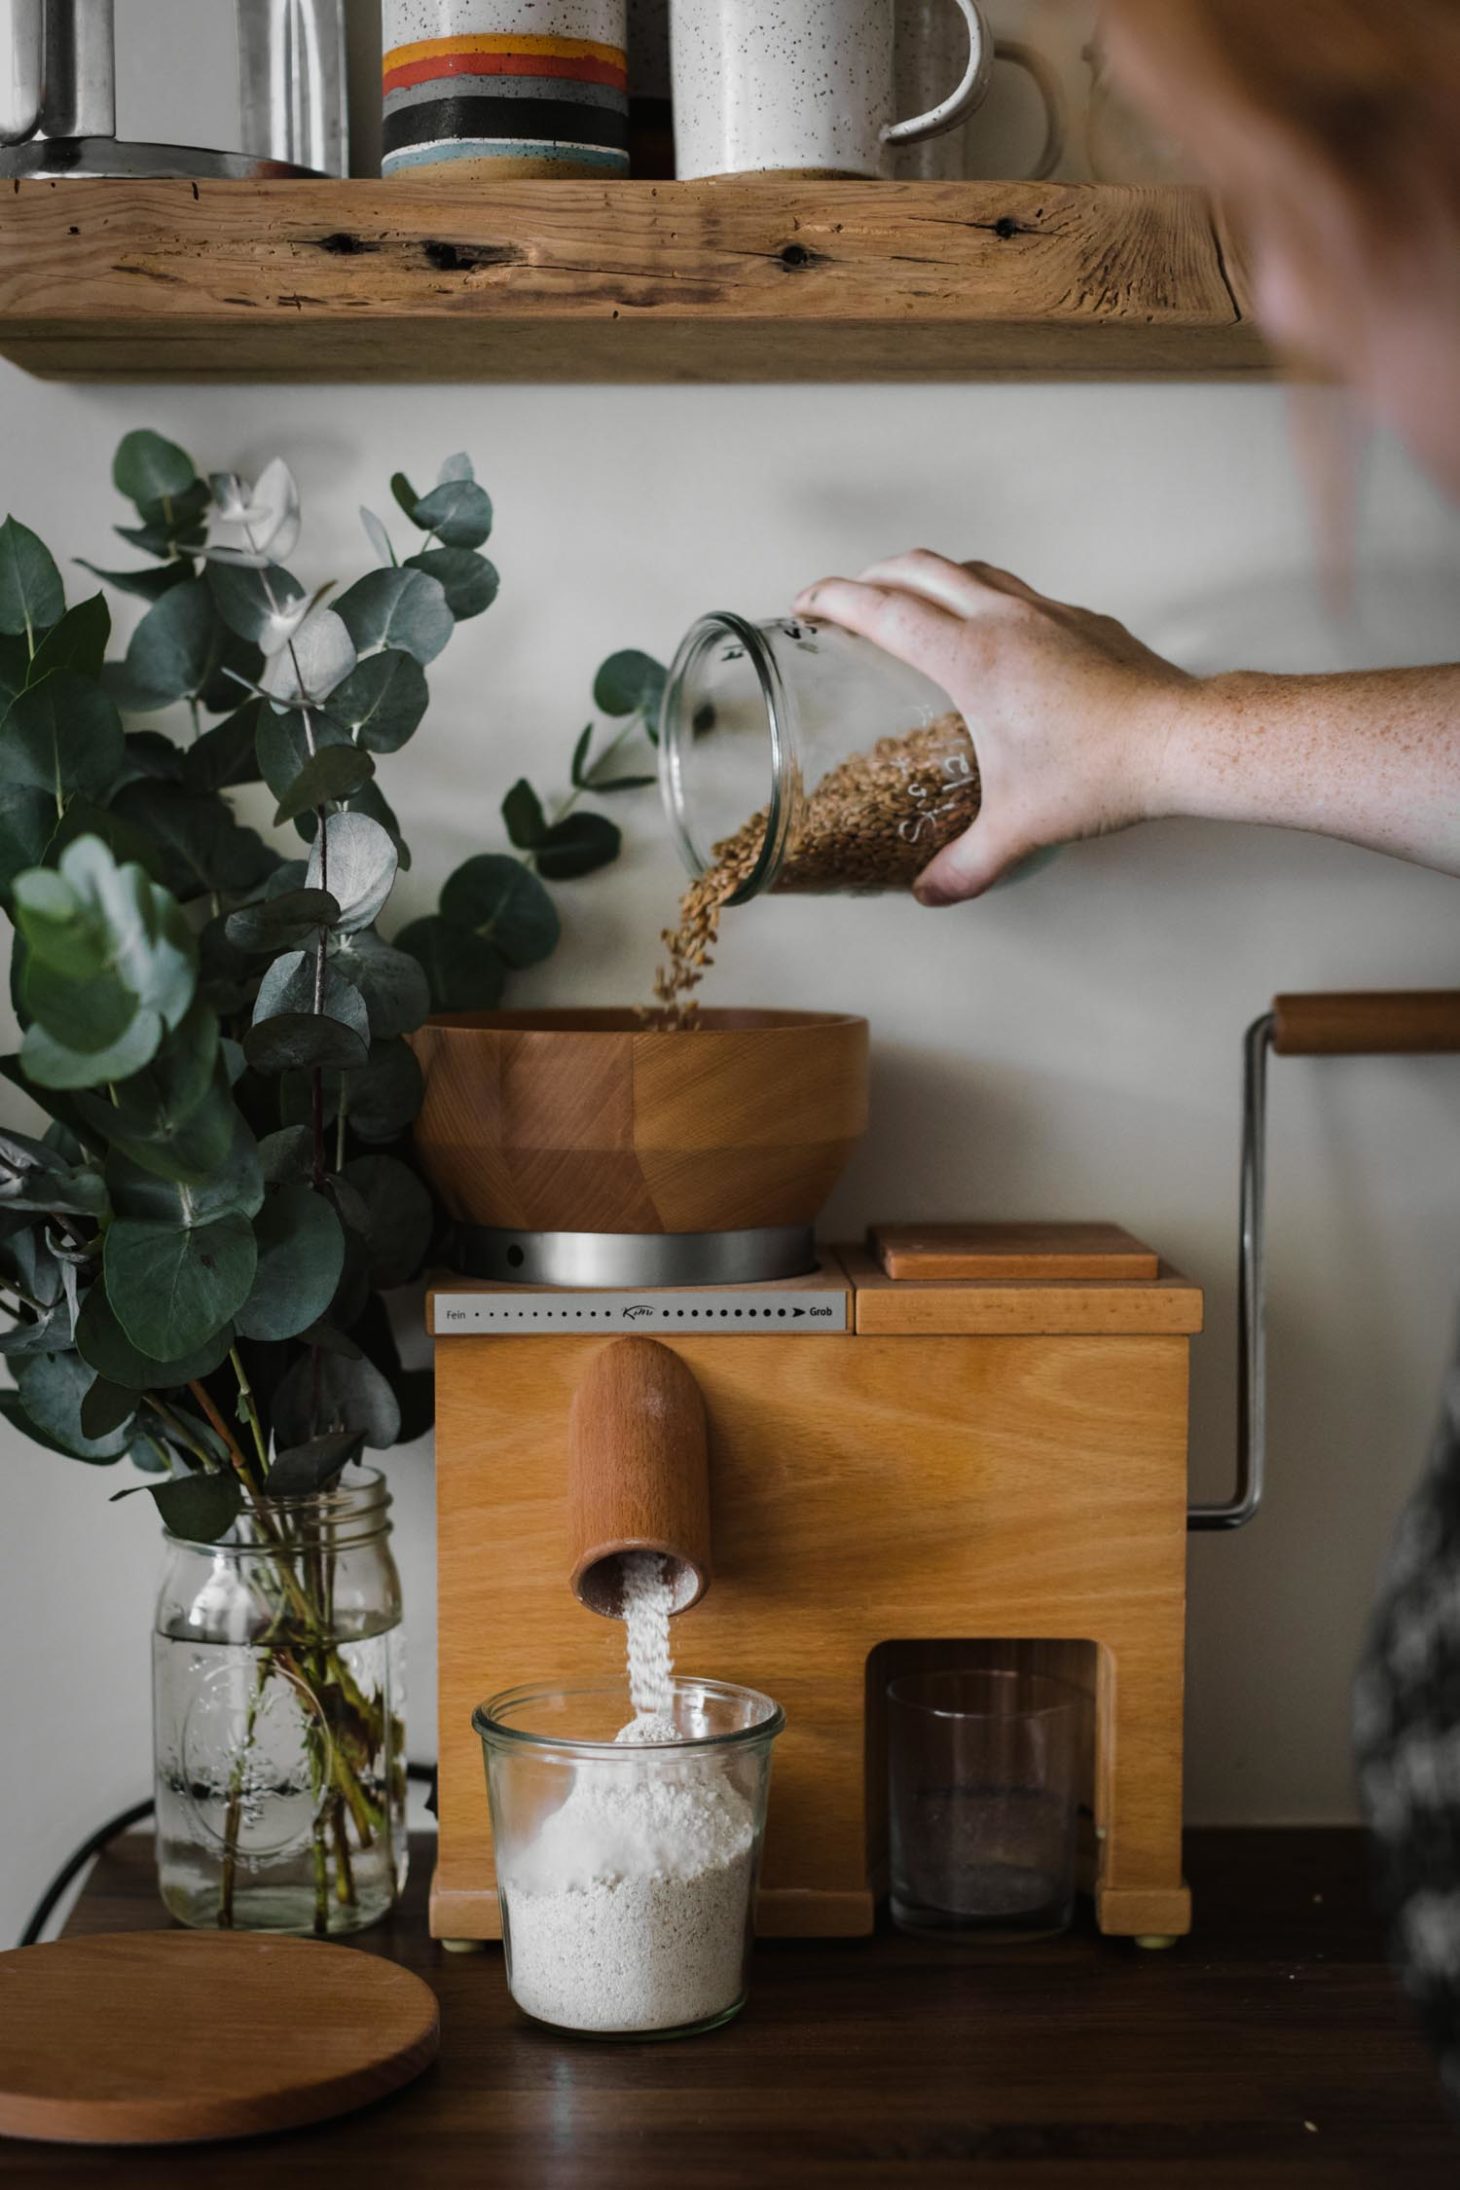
[432,1290,849,1335]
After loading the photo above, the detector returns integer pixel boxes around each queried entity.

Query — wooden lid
[0,1932,439,2146]
[871,1223,1160,1282]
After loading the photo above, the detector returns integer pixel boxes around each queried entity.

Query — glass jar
[475,1678,784,2039]
[661,613,980,904]
[153,1469,407,1936]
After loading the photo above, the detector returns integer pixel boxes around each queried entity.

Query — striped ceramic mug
[382,2,629,178]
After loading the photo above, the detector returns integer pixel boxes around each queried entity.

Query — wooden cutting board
[871,1222,1161,1283]
[0,1932,440,2146]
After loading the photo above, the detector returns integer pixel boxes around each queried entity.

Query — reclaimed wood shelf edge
[0,176,1268,383]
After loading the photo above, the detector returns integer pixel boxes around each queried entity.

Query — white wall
[3,279,1460,1941]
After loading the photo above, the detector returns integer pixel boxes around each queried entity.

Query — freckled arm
[1161,667,1460,873]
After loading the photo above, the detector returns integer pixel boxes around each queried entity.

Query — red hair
[1105,0,1460,230]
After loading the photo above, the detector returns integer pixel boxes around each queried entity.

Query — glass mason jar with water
[153,1469,407,1935]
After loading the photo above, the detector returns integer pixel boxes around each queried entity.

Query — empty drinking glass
[887,1669,1082,1940]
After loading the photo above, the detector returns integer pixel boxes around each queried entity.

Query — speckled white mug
[671,0,991,180]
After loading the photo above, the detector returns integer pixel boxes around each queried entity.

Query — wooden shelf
[0,177,1267,384]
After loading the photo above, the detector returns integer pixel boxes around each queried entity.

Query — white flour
[621,1551,675,1718]
[501,1553,757,2034]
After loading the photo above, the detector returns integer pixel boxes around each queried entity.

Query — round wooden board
[0,1931,440,2146]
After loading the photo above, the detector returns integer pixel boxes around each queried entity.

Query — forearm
[1157,666,1460,874]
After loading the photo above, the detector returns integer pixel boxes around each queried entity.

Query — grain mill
[413,1007,1204,1947]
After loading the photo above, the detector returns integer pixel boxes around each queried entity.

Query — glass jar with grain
[660,613,980,909]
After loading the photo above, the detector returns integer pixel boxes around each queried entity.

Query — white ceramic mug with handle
[672,0,993,181]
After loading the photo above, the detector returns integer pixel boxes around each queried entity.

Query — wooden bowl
[408,1009,869,1236]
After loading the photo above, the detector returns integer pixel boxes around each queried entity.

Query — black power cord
[18,1762,439,1949]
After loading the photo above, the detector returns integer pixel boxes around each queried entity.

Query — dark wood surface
[3,1829,1454,2184]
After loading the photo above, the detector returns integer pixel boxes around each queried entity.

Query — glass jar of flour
[660,613,980,906]
[475,1678,783,2039]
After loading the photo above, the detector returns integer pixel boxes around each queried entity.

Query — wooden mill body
[431,1232,1202,1944]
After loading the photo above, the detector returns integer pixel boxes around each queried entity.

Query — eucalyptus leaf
[20,1011,164,1092]
[201,458,301,570]
[342,1153,433,1287]
[75,1285,233,1389]
[258,606,356,707]
[27,595,110,685]
[296,1320,362,1361]
[75,558,193,604]
[0,1215,64,1308]
[395,916,506,1013]
[13,1349,134,1462]
[113,430,196,510]
[46,800,165,885]
[535,812,622,881]
[80,1376,138,1441]
[0,785,59,896]
[360,507,397,568]
[593,649,667,720]
[0,1387,94,1461]
[226,888,340,955]
[305,812,398,934]
[236,1186,346,1343]
[272,1346,401,1453]
[23,953,136,1056]
[265,1430,363,1498]
[570,723,594,789]
[501,779,546,851]
[108,579,219,711]
[89,1079,234,1188]
[323,650,428,753]
[246,1012,370,1076]
[390,473,421,523]
[0,635,27,708]
[403,548,498,621]
[197,918,253,1017]
[330,930,430,1040]
[410,479,493,551]
[110,782,279,903]
[107,1110,263,1226]
[255,706,351,814]
[182,700,263,793]
[589,772,657,794]
[206,561,307,654]
[14,835,196,1036]
[439,853,560,967]
[149,1469,243,1544]
[274,744,375,825]
[0,516,65,641]
[252,947,370,1049]
[0,1298,74,1354]
[119,731,186,786]
[438,453,474,484]
[336,779,411,870]
[338,1038,424,1144]
[257,1124,316,1185]
[322,1173,369,1247]
[1,669,125,805]
[104,1211,258,1362]
[334,567,453,666]
[198,629,265,716]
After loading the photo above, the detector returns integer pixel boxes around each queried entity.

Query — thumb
[915,813,1031,906]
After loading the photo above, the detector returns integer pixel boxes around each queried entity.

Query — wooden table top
[4,1828,1455,2186]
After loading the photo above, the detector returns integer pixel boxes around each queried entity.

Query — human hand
[793,551,1195,904]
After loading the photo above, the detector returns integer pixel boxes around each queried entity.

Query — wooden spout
[567,1338,712,1619]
